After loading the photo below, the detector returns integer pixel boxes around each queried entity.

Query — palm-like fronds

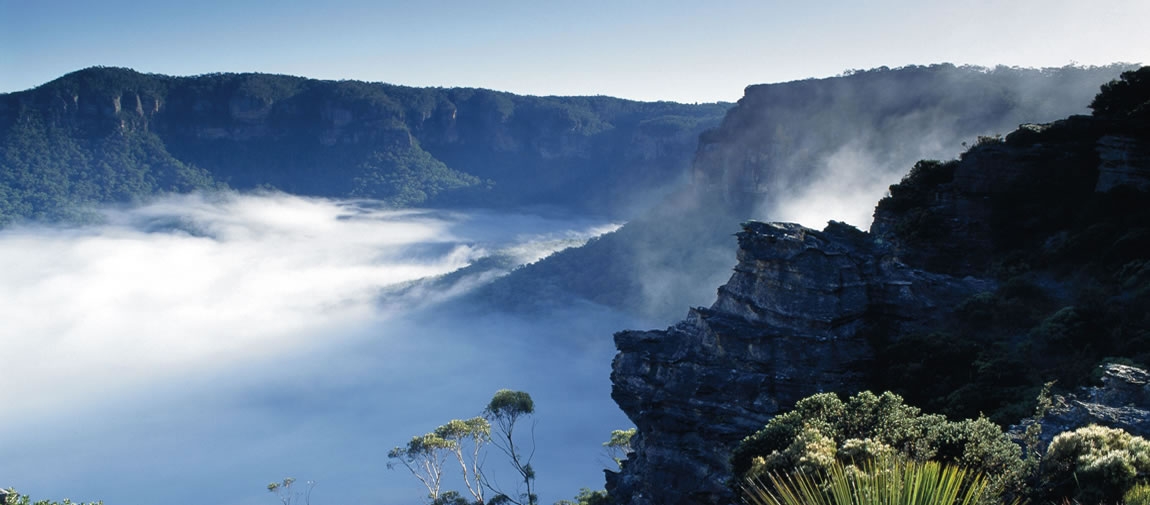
[743,458,1015,505]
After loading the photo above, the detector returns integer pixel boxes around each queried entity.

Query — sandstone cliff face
[608,68,1150,505]
[608,222,989,505]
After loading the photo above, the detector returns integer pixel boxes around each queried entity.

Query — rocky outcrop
[607,222,990,505]
[1096,134,1150,192]
[608,67,1150,505]
[479,66,1140,323]
[1022,364,1150,448]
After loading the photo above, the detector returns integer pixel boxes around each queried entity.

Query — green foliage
[732,391,1027,501]
[388,432,456,502]
[1037,424,1150,504]
[389,418,493,504]
[869,66,1150,427]
[1090,66,1150,118]
[484,390,538,505]
[875,166,1150,423]
[435,417,491,504]
[2,489,102,505]
[351,147,481,206]
[1125,483,1150,505]
[430,491,472,505]
[436,417,492,441]
[0,104,218,225]
[390,391,539,505]
[0,66,728,224]
[742,458,1011,505]
[876,160,959,255]
[486,389,535,421]
[881,160,958,212]
[604,428,636,469]
[266,478,314,505]
[554,488,609,505]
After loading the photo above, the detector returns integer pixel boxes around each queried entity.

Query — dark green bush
[732,391,1027,501]
[1090,66,1150,119]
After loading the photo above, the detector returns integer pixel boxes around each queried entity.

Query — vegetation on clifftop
[871,67,1150,424]
[734,391,1150,504]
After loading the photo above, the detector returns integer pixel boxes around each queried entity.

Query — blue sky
[1,0,1146,102]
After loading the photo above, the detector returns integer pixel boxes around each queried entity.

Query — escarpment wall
[607,222,990,505]
[608,67,1150,505]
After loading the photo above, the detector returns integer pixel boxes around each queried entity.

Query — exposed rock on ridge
[609,67,1150,505]
[1016,364,1150,448]
[690,64,1136,216]
[607,222,989,505]
[474,65,1136,323]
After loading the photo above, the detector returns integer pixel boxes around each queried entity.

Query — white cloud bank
[0,192,631,505]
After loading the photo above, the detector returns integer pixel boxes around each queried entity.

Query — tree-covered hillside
[0,67,729,225]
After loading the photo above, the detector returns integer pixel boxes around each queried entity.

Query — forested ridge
[0,66,729,225]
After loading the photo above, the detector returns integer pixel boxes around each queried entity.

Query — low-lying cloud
[0,192,633,505]
[766,129,956,229]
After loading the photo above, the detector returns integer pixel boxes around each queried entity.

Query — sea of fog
[0,192,648,505]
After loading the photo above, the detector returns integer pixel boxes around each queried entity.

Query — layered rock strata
[607,221,989,505]
[608,68,1149,505]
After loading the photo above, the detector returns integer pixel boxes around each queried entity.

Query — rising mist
[0,192,635,505]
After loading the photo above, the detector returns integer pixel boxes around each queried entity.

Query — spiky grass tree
[743,458,1015,505]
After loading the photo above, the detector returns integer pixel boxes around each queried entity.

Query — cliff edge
[608,67,1150,505]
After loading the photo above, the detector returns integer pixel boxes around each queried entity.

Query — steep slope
[693,63,1136,223]
[607,67,1150,505]
[0,67,728,225]
[477,64,1136,322]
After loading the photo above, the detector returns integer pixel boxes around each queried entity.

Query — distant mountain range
[0,67,729,225]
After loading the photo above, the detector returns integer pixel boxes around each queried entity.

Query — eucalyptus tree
[266,478,315,505]
[435,416,492,504]
[389,390,537,505]
[388,432,456,503]
[604,428,636,470]
[483,389,537,505]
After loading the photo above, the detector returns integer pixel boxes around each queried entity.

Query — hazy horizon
[2,1,1147,102]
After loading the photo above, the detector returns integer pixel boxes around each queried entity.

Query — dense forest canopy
[0,66,730,225]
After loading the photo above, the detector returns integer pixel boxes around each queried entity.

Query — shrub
[1126,483,1150,505]
[732,391,1027,501]
[1090,66,1150,119]
[1038,424,1150,503]
[742,457,1012,505]
[1,490,102,505]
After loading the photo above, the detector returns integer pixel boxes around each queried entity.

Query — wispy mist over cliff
[695,64,1137,228]
[0,192,634,505]
[481,64,1140,325]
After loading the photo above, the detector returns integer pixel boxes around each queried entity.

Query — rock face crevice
[607,222,989,505]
